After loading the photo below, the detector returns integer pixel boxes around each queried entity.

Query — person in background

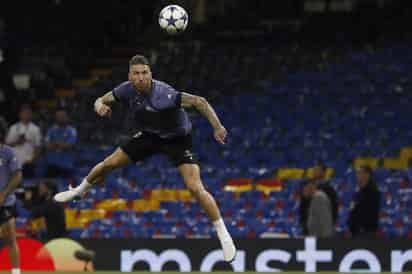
[44,109,77,178]
[312,160,339,225]
[5,105,42,178]
[302,179,334,237]
[299,180,311,235]
[348,166,381,238]
[0,125,23,274]
[299,161,339,235]
[24,180,67,240]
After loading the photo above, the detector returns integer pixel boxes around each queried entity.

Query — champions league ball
[159,5,189,35]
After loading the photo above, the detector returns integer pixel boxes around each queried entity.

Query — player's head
[313,160,326,180]
[128,55,152,92]
[19,104,33,123]
[356,165,373,188]
[302,179,317,197]
[55,108,69,126]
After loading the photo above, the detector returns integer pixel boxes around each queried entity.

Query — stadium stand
[4,4,411,239]
[11,39,411,239]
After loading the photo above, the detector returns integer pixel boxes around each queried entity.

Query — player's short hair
[129,55,150,67]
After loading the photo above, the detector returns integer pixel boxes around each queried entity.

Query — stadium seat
[90,68,113,78]
[401,147,412,161]
[66,217,89,229]
[224,178,253,192]
[68,228,84,238]
[277,168,305,180]
[306,167,335,179]
[79,209,107,220]
[383,157,408,170]
[151,189,178,201]
[95,199,128,211]
[176,189,194,202]
[30,218,46,232]
[132,199,161,212]
[353,157,380,169]
[255,179,282,193]
[55,88,76,98]
[65,209,78,220]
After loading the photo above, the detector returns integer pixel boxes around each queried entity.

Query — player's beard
[134,81,150,93]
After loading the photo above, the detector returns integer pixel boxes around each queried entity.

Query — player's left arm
[181,92,227,144]
[0,171,22,206]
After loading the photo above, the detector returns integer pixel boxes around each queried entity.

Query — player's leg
[85,148,132,183]
[178,163,236,262]
[0,215,20,274]
[54,148,132,202]
[178,164,220,220]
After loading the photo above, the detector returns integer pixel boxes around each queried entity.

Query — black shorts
[120,132,198,166]
[0,206,17,226]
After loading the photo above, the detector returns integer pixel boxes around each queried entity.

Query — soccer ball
[158,5,188,35]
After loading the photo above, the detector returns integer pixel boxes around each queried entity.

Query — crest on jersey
[145,105,158,112]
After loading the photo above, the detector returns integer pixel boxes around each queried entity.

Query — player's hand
[95,103,112,117]
[214,125,227,145]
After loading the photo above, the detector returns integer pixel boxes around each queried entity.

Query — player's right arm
[94,91,115,117]
[181,92,227,144]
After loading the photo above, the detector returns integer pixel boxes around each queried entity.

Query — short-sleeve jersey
[113,79,192,138]
[0,145,22,206]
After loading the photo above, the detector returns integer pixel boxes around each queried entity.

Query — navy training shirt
[112,79,192,138]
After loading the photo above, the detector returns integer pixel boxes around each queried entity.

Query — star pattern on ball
[167,17,177,26]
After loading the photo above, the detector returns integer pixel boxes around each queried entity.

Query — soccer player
[0,126,23,274]
[54,55,236,261]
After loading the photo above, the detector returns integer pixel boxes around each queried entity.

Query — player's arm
[181,92,227,144]
[0,171,22,206]
[94,91,116,117]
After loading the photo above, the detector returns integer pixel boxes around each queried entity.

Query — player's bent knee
[101,158,120,171]
[187,182,206,197]
[101,150,130,172]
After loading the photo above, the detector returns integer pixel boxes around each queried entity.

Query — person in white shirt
[5,105,42,177]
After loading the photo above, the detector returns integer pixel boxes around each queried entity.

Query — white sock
[12,268,21,274]
[213,218,231,241]
[74,178,93,195]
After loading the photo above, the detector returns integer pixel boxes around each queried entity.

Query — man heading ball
[54,55,236,262]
